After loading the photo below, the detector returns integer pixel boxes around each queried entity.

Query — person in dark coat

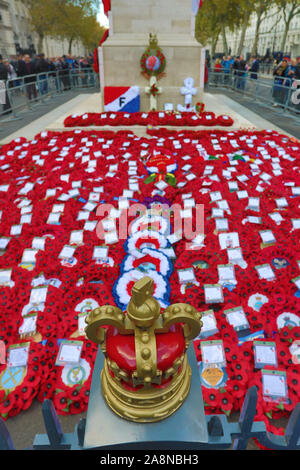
[0,55,11,114]
[0,55,7,80]
[249,56,259,79]
[15,54,24,77]
[58,56,71,90]
[272,59,289,107]
[49,57,60,90]
[18,54,37,101]
[237,55,246,90]
[35,53,49,95]
[232,56,239,88]
[295,56,300,80]
[35,53,49,73]
[292,56,300,111]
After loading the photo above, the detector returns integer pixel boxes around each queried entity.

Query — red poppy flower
[0,389,7,403]
[288,371,300,397]
[223,341,240,363]
[25,372,41,389]
[69,399,86,414]
[82,387,90,404]
[0,396,15,418]
[37,380,56,403]
[66,386,82,401]
[202,389,220,409]
[287,327,300,342]
[220,393,233,415]
[53,391,69,414]
[230,366,249,387]
[20,385,34,400]
[8,403,23,418]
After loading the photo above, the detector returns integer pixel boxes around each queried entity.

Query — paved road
[0,88,95,142]
[206,84,300,140]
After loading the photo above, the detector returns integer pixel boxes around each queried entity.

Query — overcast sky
[97,1,109,27]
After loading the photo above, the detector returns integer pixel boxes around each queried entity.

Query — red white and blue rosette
[121,247,173,277]
[113,213,176,311]
[129,214,171,236]
[113,269,170,311]
[123,230,170,259]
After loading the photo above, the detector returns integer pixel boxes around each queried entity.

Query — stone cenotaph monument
[98,0,205,112]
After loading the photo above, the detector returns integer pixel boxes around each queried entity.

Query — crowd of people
[272,57,300,107]
[210,54,300,107]
[212,55,260,89]
[0,52,95,113]
[2,49,300,115]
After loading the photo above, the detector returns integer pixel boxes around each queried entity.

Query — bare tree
[276,0,300,52]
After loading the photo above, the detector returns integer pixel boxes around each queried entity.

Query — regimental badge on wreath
[140,33,166,79]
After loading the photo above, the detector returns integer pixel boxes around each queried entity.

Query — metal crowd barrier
[258,62,274,76]
[207,68,300,116]
[0,68,100,122]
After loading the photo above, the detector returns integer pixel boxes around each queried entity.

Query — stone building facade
[0,0,16,57]
[213,5,300,59]
[0,0,86,59]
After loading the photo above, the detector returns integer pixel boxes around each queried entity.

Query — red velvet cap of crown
[105,322,186,390]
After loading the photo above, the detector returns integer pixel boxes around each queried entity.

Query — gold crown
[85,276,202,422]
[149,33,158,49]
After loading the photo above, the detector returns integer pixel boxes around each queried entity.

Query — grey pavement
[0,88,95,142]
[4,397,86,450]
[206,85,300,140]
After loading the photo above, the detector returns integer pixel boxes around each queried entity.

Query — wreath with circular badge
[140,33,166,78]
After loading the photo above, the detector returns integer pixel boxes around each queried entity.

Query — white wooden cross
[145,75,162,111]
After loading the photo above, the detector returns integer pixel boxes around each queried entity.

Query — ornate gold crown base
[101,355,192,423]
